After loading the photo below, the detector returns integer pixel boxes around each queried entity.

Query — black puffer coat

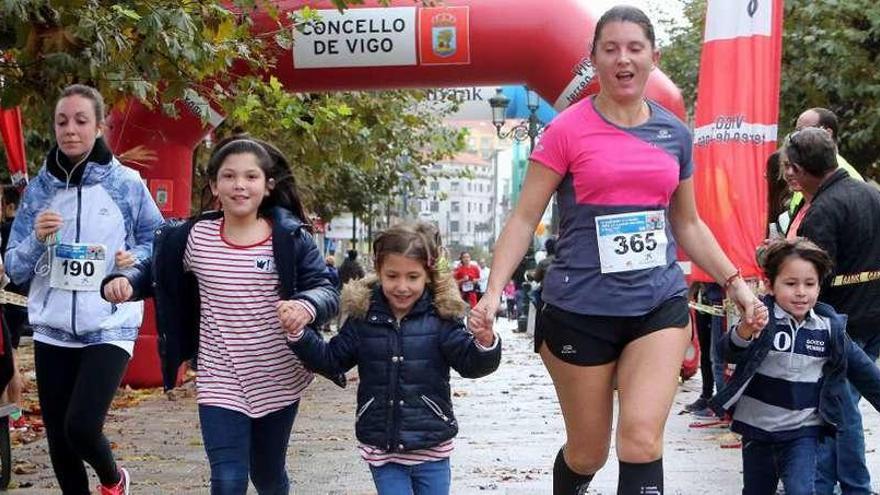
[289,275,501,452]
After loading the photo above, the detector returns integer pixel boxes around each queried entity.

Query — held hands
[277,300,312,336]
[468,295,498,346]
[736,299,768,340]
[103,277,133,303]
[728,278,769,337]
[35,210,63,243]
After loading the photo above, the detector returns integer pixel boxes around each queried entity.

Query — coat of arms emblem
[431,12,457,57]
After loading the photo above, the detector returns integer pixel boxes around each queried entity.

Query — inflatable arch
[106,0,685,219]
[106,0,686,386]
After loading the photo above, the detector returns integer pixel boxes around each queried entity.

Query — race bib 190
[49,243,107,291]
[595,211,668,274]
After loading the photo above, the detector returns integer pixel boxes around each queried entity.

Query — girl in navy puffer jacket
[286,222,501,495]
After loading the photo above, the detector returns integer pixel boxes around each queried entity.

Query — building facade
[417,152,496,250]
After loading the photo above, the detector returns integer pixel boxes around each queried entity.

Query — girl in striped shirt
[286,222,501,495]
[103,137,338,494]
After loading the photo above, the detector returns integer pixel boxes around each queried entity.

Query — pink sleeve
[529,122,569,176]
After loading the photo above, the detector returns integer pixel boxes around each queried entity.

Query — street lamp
[489,87,551,228]
[488,86,544,152]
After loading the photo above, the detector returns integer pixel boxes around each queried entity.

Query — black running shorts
[535,296,690,366]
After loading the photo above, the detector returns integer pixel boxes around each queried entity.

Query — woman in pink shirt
[469,6,767,494]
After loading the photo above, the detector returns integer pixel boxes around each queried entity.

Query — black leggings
[34,342,130,494]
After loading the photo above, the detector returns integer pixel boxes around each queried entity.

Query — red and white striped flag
[691,0,784,281]
[0,106,28,187]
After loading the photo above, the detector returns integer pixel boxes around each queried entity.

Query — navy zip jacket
[102,207,339,391]
[710,296,880,435]
[289,275,501,453]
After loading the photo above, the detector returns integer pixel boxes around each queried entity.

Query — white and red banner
[691,0,784,281]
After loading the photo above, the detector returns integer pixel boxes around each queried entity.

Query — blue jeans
[742,436,819,495]
[815,332,880,495]
[369,459,451,495]
[199,402,299,495]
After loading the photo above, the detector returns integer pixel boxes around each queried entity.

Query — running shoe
[99,467,130,495]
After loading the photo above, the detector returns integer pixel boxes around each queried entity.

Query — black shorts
[535,296,690,366]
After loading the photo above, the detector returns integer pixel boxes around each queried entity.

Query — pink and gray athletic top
[530,97,694,317]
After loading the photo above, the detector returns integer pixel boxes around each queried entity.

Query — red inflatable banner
[0,106,28,187]
[691,0,784,281]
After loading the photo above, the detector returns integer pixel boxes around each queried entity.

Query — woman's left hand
[277,300,312,335]
[728,279,769,328]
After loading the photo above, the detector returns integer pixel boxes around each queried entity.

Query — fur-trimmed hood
[341,272,469,321]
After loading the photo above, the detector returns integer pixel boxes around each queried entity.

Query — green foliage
[779,0,880,170]
[1,1,261,109]
[659,0,880,170]
[0,0,465,219]
[208,77,467,223]
[655,0,706,114]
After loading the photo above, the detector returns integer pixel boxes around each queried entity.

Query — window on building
[451,202,460,213]
[451,221,460,232]
[431,201,439,212]
[430,181,439,192]
[479,203,483,214]
[467,202,472,213]
[451,181,460,191]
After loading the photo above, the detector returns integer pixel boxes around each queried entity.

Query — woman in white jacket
[5,84,163,495]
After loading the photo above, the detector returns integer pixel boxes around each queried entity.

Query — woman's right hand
[35,210,63,242]
[103,277,133,303]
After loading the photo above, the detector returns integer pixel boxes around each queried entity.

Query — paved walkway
[7,319,880,493]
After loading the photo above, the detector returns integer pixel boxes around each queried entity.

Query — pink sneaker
[99,468,130,495]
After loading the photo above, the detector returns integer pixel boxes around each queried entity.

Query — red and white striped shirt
[184,219,313,418]
[358,440,454,467]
